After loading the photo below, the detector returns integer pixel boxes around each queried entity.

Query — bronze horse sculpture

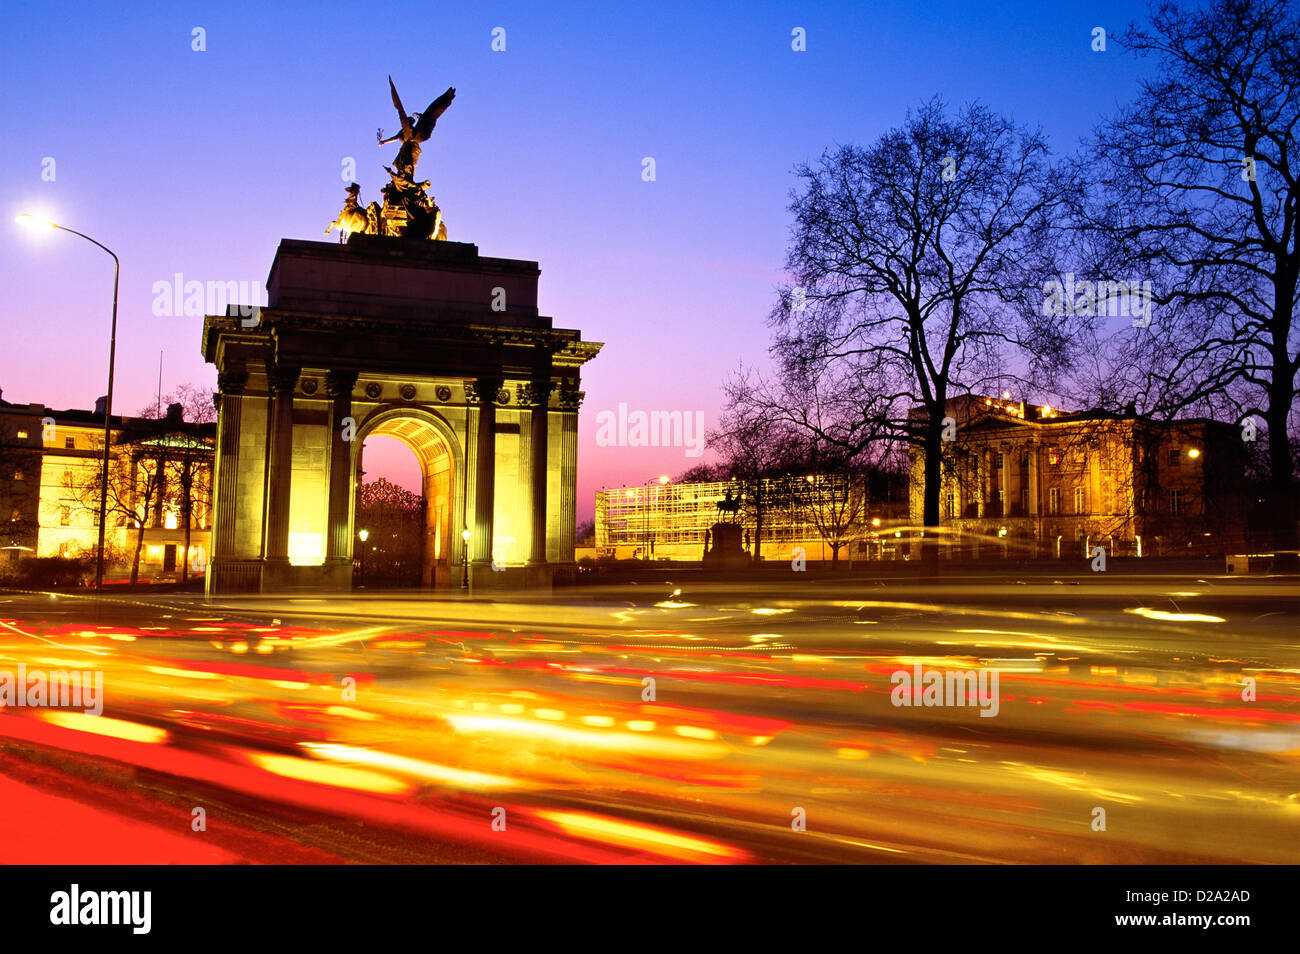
[716,486,742,521]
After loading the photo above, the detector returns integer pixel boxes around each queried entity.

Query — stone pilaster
[263,364,299,564]
[325,370,358,570]
[1027,442,1039,516]
[466,376,502,567]
[207,367,248,595]
[555,385,583,564]
[520,379,554,565]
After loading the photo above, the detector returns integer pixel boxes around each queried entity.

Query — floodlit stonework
[202,235,601,594]
[0,396,214,579]
[910,396,1250,558]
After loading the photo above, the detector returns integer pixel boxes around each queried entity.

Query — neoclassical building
[910,395,1250,558]
[0,395,213,578]
[202,236,601,594]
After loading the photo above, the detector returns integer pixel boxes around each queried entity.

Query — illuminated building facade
[0,393,214,578]
[911,395,1250,558]
[203,236,600,594]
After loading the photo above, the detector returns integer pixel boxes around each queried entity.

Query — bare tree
[739,98,1077,566]
[64,439,163,584]
[707,403,804,561]
[789,469,867,568]
[1077,0,1300,560]
[139,385,216,583]
[674,462,726,483]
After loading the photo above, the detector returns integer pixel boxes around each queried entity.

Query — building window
[16,430,27,439]
[65,436,75,449]
[60,506,71,527]
[1049,487,1060,515]
[1074,487,1086,514]
[944,492,956,519]
[1048,447,1060,466]
[1020,449,1029,467]
[996,453,1004,471]
[1167,447,1179,466]
[1021,488,1029,512]
[1170,488,1182,517]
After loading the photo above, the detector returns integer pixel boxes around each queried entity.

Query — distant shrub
[19,557,89,588]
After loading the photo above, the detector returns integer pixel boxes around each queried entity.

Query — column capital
[556,386,585,410]
[217,369,249,395]
[517,379,555,408]
[465,376,505,404]
[325,370,359,397]
[269,364,301,394]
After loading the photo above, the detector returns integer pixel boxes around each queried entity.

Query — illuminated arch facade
[201,236,601,594]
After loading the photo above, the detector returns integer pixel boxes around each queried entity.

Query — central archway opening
[355,414,456,590]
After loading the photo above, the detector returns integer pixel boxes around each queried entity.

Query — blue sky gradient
[2,1,1155,516]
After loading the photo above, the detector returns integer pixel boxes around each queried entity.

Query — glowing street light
[14,213,56,231]
[357,529,369,587]
[17,213,119,592]
[1188,448,1201,459]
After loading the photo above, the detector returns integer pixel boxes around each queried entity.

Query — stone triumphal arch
[201,235,601,594]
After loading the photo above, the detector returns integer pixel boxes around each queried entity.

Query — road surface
[0,570,1295,864]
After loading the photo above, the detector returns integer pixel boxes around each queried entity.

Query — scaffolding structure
[594,476,903,562]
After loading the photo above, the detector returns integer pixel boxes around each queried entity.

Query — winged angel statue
[326,77,457,241]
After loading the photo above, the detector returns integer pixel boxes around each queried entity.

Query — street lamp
[461,527,472,590]
[17,214,119,592]
[357,528,369,587]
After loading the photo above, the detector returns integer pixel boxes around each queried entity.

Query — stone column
[263,364,299,565]
[208,366,248,594]
[1027,442,1041,558]
[324,370,358,579]
[1027,442,1039,515]
[522,379,553,565]
[555,386,583,564]
[467,376,502,567]
[1090,443,1103,516]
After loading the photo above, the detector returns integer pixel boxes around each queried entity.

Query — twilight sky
[1,0,1151,521]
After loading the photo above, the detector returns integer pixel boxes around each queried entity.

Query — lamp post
[461,527,471,590]
[358,528,369,587]
[16,214,119,592]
